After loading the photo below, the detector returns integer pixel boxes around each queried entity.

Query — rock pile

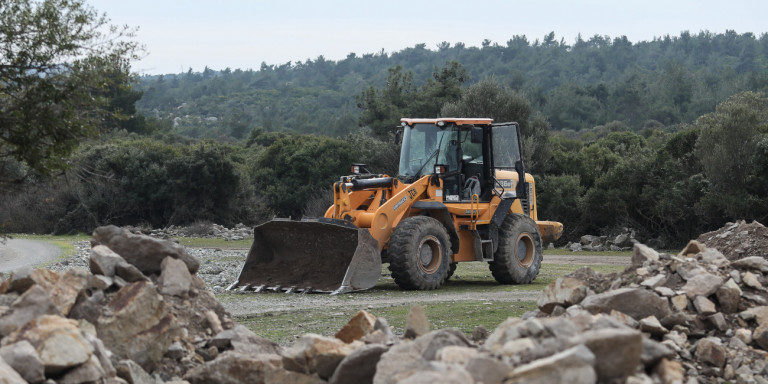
[531,238,768,383]
[566,227,637,252]
[0,225,237,383]
[126,222,254,242]
[697,220,768,261]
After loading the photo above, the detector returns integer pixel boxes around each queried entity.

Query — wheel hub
[417,235,442,274]
[516,233,535,268]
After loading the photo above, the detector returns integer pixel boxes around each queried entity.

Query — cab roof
[400,117,493,126]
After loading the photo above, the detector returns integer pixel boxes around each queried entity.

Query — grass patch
[237,300,537,344]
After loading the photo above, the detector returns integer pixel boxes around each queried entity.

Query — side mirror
[470,126,483,144]
[394,129,403,145]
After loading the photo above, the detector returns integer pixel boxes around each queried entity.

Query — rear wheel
[488,214,543,284]
[388,216,452,290]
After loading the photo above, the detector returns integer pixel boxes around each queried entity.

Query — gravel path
[0,239,62,273]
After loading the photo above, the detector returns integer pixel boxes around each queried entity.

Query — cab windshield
[398,123,453,180]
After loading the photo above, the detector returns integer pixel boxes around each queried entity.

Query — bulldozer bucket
[230,219,382,294]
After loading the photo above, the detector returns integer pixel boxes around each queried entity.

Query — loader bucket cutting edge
[233,219,382,293]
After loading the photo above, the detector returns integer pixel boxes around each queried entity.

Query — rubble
[0,221,767,383]
[565,227,637,252]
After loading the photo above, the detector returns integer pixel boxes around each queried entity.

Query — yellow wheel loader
[230,118,563,294]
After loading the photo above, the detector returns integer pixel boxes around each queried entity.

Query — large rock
[89,245,126,277]
[282,334,353,379]
[328,344,387,384]
[580,288,671,320]
[537,277,588,313]
[631,243,659,267]
[0,357,26,384]
[92,225,199,275]
[114,262,148,283]
[335,310,376,343]
[4,315,94,375]
[0,285,58,336]
[655,358,684,384]
[208,324,281,355]
[374,330,468,384]
[0,340,45,383]
[681,272,723,298]
[695,337,726,368]
[506,345,597,384]
[5,268,59,294]
[572,328,642,382]
[184,351,282,384]
[731,256,768,272]
[396,368,474,384]
[96,281,179,371]
[50,269,89,316]
[157,257,193,297]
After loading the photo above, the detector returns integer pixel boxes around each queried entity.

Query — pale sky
[89,0,768,75]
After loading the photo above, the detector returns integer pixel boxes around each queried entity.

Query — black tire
[488,214,543,284]
[388,216,452,290]
[446,262,458,280]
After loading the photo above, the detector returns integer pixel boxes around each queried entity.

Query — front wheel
[488,214,543,284]
[388,216,452,290]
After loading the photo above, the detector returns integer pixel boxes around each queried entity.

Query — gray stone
[0,357,26,384]
[397,368,474,384]
[92,225,199,275]
[404,305,429,339]
[183,352,281,384]
[732,256,768,272]
[708,312,727,331]
[716,278,742,313]
[373,331,462,384]
[631,243,659,267]
[573,328,643,382]
[693,295,716,315]
[754,323,768,350]
[639,316,668,335]
[116,360,154,384]
[3,315,94,375]
[695,337,726,368]
[0,340,45,383]
[158,257,193,297]
[282,334,353,379]
[581,288,671,320]
[537,277,588,313]
[506,345,596,384]
[743,271,763,289]
[465,355,508,384]
[640,338,674,366]
[166,341,186,360]
[58,355,105,384]
[89,245,126,277]
[114,262,148,283]
[208,324,281,355]
[681,272,723,298]
[419,329,472,361]
[328,344,387,384]
[0,285,58,336]
[96,281,179,372]
[373,317,395,343]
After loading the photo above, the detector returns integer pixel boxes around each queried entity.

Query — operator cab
[397,118,525,204]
